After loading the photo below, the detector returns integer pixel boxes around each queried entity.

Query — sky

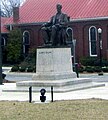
[0,0,26,17]
[1,0,26,7]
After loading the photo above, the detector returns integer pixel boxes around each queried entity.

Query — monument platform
[14,78,105,93]
[3,47,105,93]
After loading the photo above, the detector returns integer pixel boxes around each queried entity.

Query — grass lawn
[0,99,108,120]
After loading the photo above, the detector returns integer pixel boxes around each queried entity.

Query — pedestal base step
[2,78,105,93]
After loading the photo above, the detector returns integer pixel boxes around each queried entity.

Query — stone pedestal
[14,47,105,93]
[32,47,76,80]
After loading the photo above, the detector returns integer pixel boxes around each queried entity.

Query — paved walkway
[0,82,108,102]
[0,68,108,102]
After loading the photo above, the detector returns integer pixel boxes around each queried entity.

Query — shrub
[102,59,108,66]
[85,66,94,73]
[94,66,102,72]
[18,48,36,72]
[11,65,19,72]
[24,48,36,66]
[6,29,23,64]
[77,63,85,73]
[80,57,98,66]
[80,57,108,67]
[33,66,36,72]
[77,66,84,73]
[27,66,34,72]
[19,66,26,72]
[102,67,108,72]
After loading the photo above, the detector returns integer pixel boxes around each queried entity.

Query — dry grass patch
[0,99,108,120]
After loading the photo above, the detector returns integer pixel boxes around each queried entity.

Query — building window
[66,27,73,56]
[89,26,97,56]
[23,31,30,55]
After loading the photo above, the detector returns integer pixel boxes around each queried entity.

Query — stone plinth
[32,47,76,80]
[2,47,105,93]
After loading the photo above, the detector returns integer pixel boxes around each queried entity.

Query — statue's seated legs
[58,28,67,45]
[51,25,68,46]
[41,25,59,46]
[41,25,72,46]
[50,25,58,46]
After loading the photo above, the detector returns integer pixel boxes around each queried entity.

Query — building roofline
[6,22,44,26]
[71,16,108,22]
[5,16,108,26]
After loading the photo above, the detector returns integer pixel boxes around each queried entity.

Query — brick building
[1,0,108,62]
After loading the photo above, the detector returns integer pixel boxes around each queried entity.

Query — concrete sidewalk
[0,82,108,102]
[1,68,108,102]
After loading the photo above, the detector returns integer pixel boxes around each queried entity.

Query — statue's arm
[42,16,53,27]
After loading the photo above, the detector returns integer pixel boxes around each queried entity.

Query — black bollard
[51,86,53,102]
[75,63,79,78]
[29,86,32,103]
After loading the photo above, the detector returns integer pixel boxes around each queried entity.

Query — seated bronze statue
[41,4,69,46]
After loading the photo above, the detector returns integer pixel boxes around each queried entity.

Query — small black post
[0,11,3,85]
[75,63,79,78]
[51,86,53,102]
[29,86,32,103]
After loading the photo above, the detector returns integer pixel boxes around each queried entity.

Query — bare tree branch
[1,0,24,17]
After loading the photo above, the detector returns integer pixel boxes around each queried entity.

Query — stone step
[2,82,105,93]
[16,78,91,87]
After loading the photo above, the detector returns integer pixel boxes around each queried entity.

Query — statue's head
[56,4,62,13]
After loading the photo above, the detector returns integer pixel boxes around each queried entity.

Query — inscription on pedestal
[36,48,73,73]
[37,49,53,72]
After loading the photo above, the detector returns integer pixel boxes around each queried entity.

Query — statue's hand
[42,22,52,27]
[42,23,47,27]
[55,24,62,27]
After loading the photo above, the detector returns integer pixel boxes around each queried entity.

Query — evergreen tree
[7,29,23,63]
